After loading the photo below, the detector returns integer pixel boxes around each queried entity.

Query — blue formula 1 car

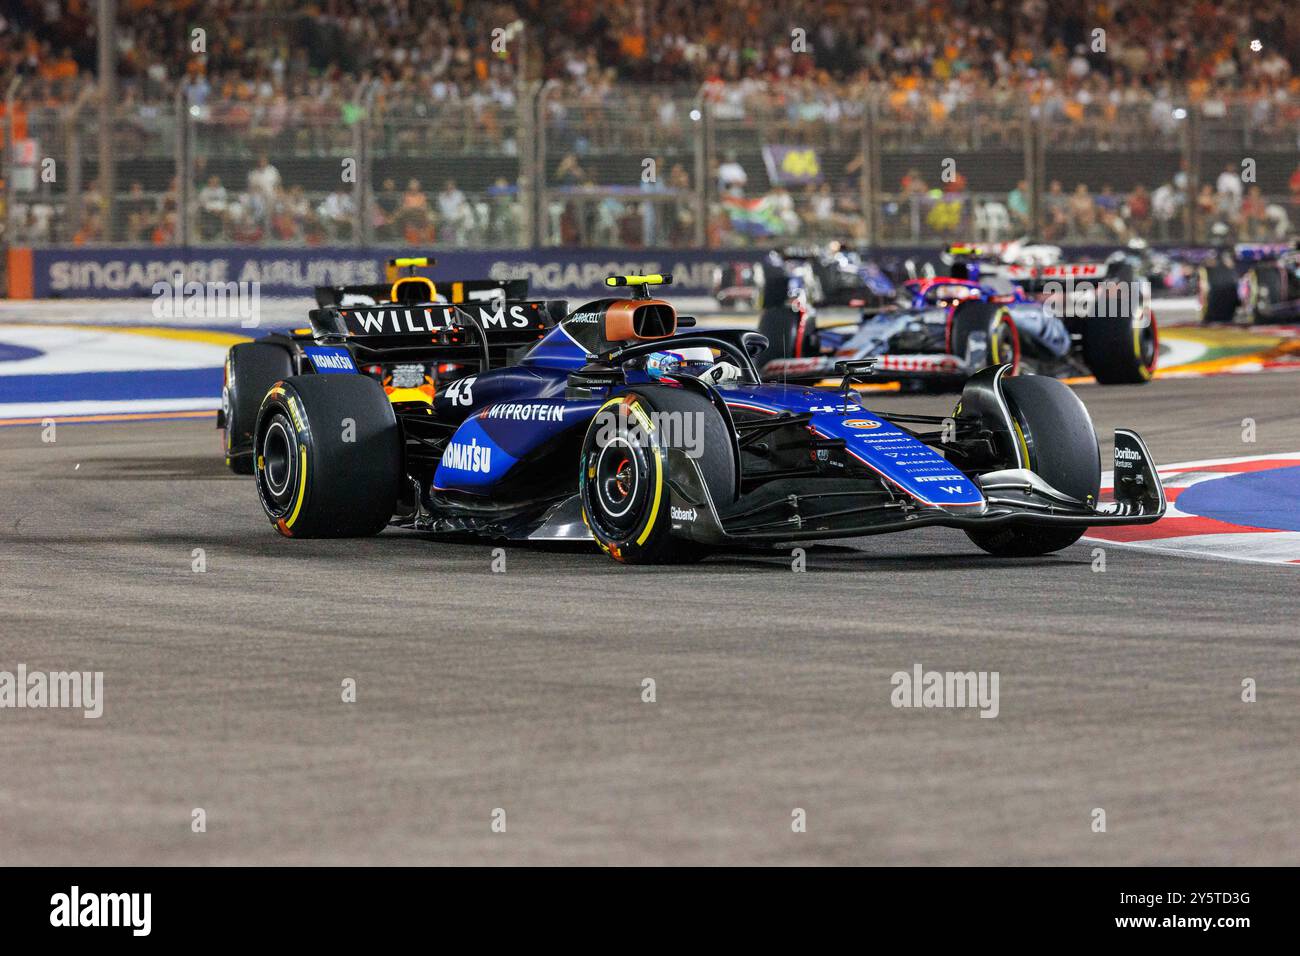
[232,273,1165,563]
[759,257,1158,389]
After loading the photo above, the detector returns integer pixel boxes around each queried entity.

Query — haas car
[759,244,1158,388]
[1198,241,1300,324]
[220,271,1165,563]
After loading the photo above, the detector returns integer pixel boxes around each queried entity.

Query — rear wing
[307,299,567,369]
[1002,261,1110,290]
[314,277,530,308]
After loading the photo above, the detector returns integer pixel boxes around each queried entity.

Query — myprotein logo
[891,663,999,718]
[50,886,150,936]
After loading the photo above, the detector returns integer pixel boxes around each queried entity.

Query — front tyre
[964,375,1100,557]
[580,386,736,564]
[254,374,401,538]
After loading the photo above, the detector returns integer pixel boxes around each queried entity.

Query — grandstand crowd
[2,1,1297,247]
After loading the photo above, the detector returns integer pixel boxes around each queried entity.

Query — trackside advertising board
[10,247,734,299]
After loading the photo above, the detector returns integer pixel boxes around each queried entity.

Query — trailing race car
[1198,241,1300,324]
[758,263,1158,388]
[219,256,566,473]
[232,273,1166,563]
[712,243,896,312]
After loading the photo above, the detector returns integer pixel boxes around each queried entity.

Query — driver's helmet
[646,347,716,380]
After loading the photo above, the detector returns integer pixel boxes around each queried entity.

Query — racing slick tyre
[964,375,1101,558]
[253,374,401,538]
[756,304,818,363]
[1244,265,1283,324]
[1197,264,1238,324]
[949,300,1020,375]
[580,386,737,564]
[1080,298,1158,384]
[223,342,293,474]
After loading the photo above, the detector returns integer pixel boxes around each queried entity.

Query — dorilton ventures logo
[50,886,151,936]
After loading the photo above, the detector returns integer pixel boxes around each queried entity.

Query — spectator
[1007,180,1030,231]
[1239,186,1269,239]
[1067,184,1097,238]
[1126,185,1152,236]
[717,152,747,197]
[197,175,228,241]
[318,187,356,241]
[1215,162,1243,216]
[119,182,156,243]
[437,179,472,244]
[247,155,281,226]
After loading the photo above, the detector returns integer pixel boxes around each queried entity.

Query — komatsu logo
[442,438,493,473]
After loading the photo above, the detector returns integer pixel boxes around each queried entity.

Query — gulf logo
[843,419,882,429]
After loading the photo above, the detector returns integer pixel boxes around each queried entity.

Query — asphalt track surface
[1,372,1297,865]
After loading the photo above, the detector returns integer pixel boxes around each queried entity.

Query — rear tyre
[579,386,737,564]
[964,375,1100,557]
[949,300,1019,374]
[254,374,401,538]
[223,342,293,474]
[1245,265,1283,324]
[1197,264,1238,324]
[756,304,818,363]
[1080,296,1158,384]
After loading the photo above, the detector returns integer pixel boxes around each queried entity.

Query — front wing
[660,428,1165,546]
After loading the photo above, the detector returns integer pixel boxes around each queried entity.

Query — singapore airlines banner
[10,247,734,299]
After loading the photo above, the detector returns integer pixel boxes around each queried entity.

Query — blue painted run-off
[1176,464,1300,533]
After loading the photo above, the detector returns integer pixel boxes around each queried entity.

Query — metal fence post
[693,86,707,247]
[174,85,190,247]
[519,80,540,248]
[4,77,21,250]
[860,90,876,246]
[1186,107,1200,243]
[534,80,557,247]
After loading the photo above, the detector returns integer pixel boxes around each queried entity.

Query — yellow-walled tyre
[579,386,735,564]
[965,375,1101,557]
[254,375,400,538]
